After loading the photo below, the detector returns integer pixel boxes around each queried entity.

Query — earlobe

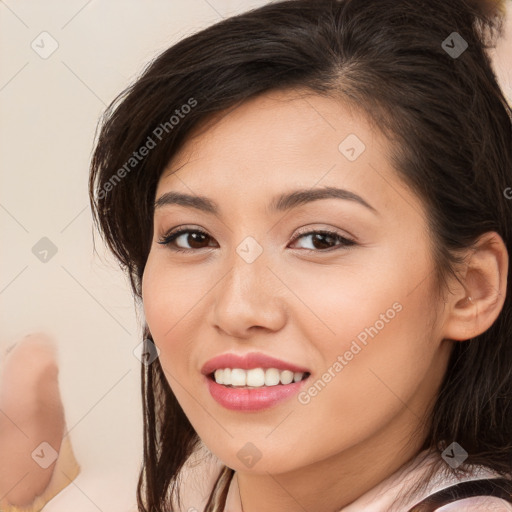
[442,232,508,342]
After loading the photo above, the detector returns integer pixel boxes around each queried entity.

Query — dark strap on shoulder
[407,477,512,511]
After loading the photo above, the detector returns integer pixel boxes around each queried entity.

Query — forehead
[162,88,381,176]
[156,88,423,222]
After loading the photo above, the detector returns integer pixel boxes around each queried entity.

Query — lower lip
[205,375,309,411]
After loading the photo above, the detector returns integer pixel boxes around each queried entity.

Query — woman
[4,0,509,510]
[86,0,512,510]
[88,0,512,510]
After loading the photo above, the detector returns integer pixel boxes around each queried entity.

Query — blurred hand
[0,333,65,507]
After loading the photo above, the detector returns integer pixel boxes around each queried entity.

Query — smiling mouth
[209,367,311,388]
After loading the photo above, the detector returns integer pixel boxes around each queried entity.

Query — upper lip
[201,352,311,376]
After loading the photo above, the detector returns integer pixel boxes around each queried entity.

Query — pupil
[189,232,206,248]
[313,233,332,249]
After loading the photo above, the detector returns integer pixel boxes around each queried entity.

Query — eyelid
[291,225,356,243]
[288,228,356,252]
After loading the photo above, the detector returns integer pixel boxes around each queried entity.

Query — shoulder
[435,496,512,511]
[171,442,225,512]
[352,449,512,511]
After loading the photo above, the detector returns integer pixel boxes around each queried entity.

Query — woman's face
[142,89,454,474]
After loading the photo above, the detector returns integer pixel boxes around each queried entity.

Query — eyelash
[157,226,356,253]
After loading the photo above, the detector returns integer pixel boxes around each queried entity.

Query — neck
[235,407,431,512]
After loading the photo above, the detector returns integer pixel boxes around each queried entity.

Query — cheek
[141,255,184,363]
[141,256,166,339]
[287,298,437,466]
[141,256,200,414]
[285,245,421,359]
[141,253,210,380]
[298,246,439,416]
[142,252,189,337]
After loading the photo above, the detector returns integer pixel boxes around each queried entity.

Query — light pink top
[174,444,512,512]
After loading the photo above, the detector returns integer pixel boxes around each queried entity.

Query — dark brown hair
[88,0,512,510]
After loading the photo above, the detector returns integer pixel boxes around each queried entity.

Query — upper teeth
[213,368,306,387]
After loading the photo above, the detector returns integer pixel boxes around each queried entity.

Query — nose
[211,247,287,339]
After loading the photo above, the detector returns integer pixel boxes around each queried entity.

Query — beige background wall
[0,1,510,510]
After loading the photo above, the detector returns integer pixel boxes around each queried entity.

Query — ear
[442,232,509,342]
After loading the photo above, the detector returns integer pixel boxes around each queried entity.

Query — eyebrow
[154,186,378,216]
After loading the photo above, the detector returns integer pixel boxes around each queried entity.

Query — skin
[142,89,508,512]
[0,334,65,507]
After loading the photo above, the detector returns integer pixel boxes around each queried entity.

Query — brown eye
[157,227,356,253]
[157,228,215,252]
[289,230,356,252]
